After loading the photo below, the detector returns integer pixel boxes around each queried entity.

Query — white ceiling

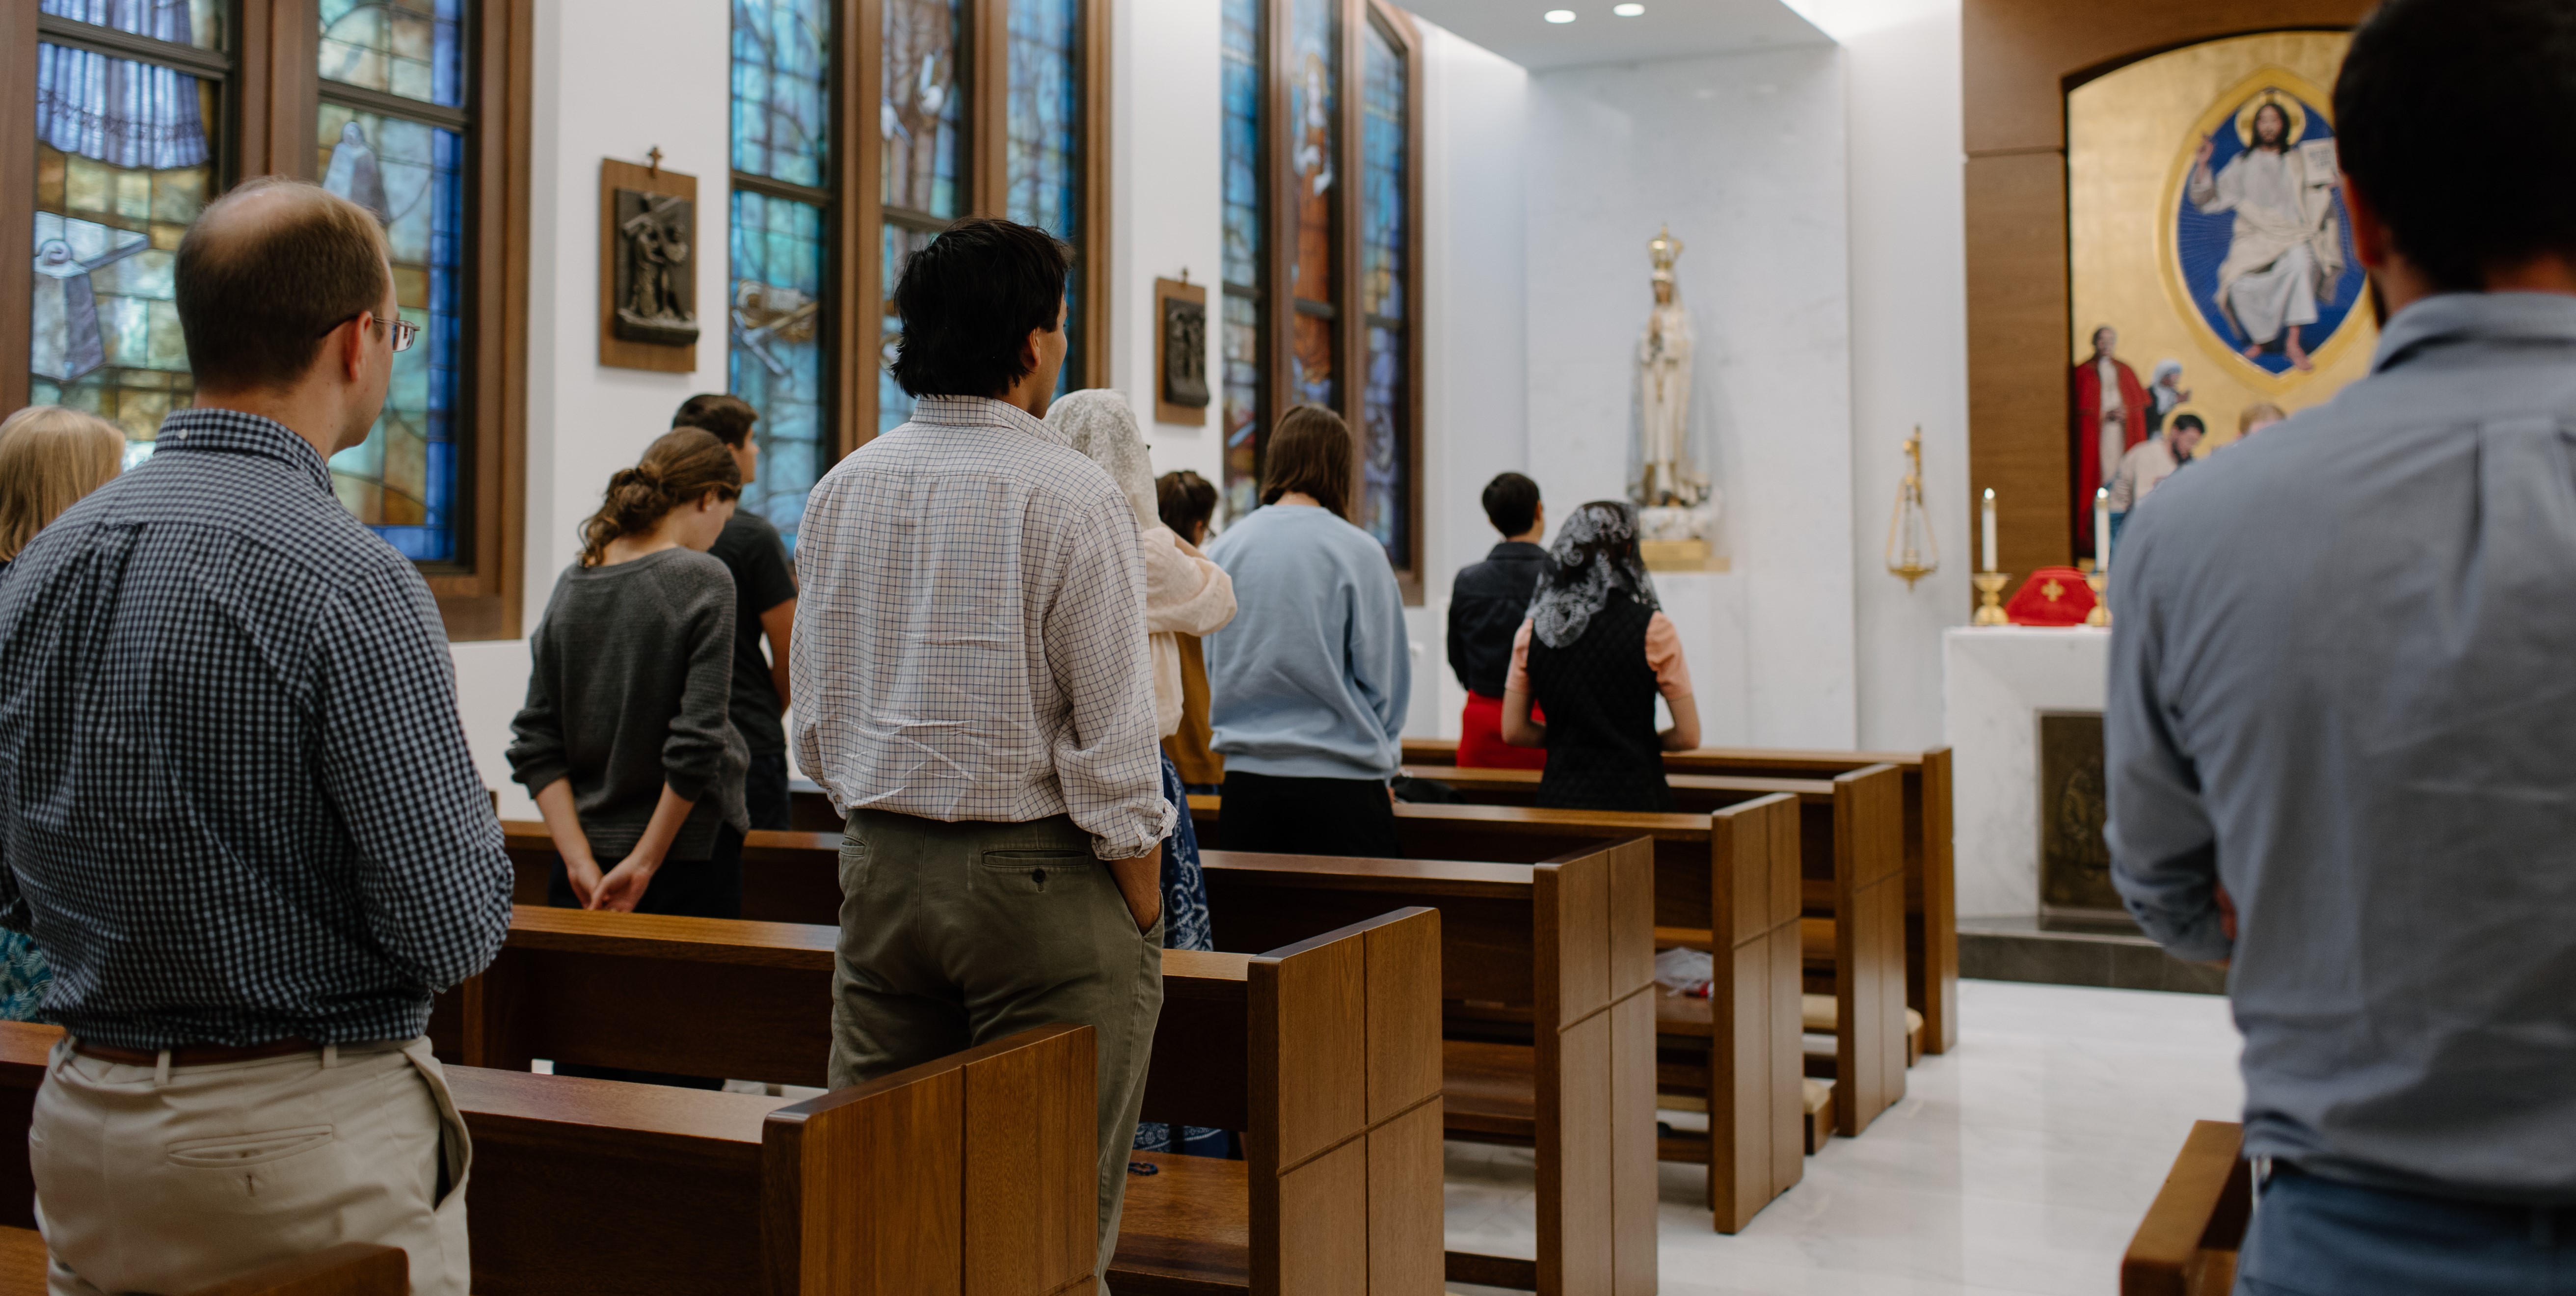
[1397,0,1830,72]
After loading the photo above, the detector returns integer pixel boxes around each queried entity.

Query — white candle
[1981,488,1997,572]
[2095,487,2111,575]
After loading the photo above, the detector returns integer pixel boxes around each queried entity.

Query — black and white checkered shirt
[791,396,1172,860]
[0,407,512,1049]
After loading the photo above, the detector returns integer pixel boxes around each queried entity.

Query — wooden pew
[2120,1121,2252,1296]
[0,1018,1097,1296]
[0,1235,406,1296]
[1405,737,1959,1056]
[1190,791,1909,1140]
[430,902,1447,1294]
[1203,832,1794,1259]
[1395,764,1928,1065]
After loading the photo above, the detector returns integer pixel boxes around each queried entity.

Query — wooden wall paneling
[963,1024,1098,1296]
[1915,748,1959,1054]
[0,0,36,417]
[842,0,881,454]
[1079,0,1111,389]
[1831,766,1908,1136]
[248,0,318,180]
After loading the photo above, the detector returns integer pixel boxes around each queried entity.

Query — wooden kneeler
[2120,1121,2252,1296]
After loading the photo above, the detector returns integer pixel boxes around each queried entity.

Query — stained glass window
[318,0,468,562]
[877,222,938,435]
[1287,0,1338,411]
[1219,0,1263,520]
[732,0,830,187]
[319,0,464,108]
[29,4,220,462]
[317,106,463,559]
[1357,19,1406,564]
[1007,0,1081,392]
[728,0,832,551]
[730,193,825,541]
[884,0,965,219]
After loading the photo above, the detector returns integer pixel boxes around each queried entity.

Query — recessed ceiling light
[1544,9,1576,23]
[1613,2,1644,14]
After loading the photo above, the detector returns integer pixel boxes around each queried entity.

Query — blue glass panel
[732,0,831,187]
[878,222,939,435]
[1221,0,1260,290]
[884,0,965,218]
[1357,20,1406,564]
[318,0,465,108]
[728,191,828,549]
[1221,291,1260,520]
[1360,323,1403,563]
[29,40,214,451]
[320,104,464,560]
[1362,22,1404,322]
[40,0,219,50]
[1008,0,1080,393]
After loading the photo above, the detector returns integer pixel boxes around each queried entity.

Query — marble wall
[1945,627,2110,919]
[1520,45,1859,748]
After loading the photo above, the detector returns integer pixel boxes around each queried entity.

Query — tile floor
[1443,978,2246,1296]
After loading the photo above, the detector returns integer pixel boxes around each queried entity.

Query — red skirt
[1458,691,1547,770]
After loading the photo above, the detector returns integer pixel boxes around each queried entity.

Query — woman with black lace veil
[1498,500,1701,811]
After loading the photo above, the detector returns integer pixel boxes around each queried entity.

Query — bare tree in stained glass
[29,20,216,461]
[884,0,964,219]
[1219,0,1263,521]
[1008,0,1081,394]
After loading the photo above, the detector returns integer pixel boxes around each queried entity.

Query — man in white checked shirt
[791,217,1168,1291]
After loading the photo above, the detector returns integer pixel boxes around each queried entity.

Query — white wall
[1519,44,1859,749]
[1406,18,1531,737]
[1792,0,1969,752]
[1110,0,1225,487]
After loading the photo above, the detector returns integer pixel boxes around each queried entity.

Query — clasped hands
[560,847,660,912]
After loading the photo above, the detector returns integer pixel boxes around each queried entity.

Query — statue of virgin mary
[1635,226,1714,543]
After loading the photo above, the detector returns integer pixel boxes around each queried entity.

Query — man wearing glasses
[0,177,510,1295]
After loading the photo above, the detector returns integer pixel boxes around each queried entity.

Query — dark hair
[1260,405,1354,518]
[1156,469,1218,538]
[887,216,1072,399]
[673,393,759,447]
[2336,0,2576,292]
[1482,472,1541,537]
[176,177,390,391]
[2170,413,2207,435]
[580,428,743,566]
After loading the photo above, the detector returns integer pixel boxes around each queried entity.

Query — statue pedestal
[1640,538,1727,572]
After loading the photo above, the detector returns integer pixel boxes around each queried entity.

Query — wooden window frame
[1240,0,1424,601]
[0,0,532,640]
[844,0,1112,457]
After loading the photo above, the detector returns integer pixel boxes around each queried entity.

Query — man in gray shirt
[2108,1,2576,1289]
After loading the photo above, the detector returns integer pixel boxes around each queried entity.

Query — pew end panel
[2121,1121,2252,1296]
[1699,792,1804,1233]
[761,1022,1097,1296]
[1828,765,1909,1137]
[1533,838,1660,1296]
[1909,748,1958,1055]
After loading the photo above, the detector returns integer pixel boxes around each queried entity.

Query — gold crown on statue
[1648,224,1684,284]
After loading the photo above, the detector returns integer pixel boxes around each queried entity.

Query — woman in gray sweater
[509,428,750,928]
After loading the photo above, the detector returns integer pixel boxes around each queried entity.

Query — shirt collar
[1490,541,1548,561]
[2370,292,2576,375]
[152,406,336,496]
[908,394,1068,446]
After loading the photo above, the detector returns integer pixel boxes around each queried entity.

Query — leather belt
[74,1037,331,1067]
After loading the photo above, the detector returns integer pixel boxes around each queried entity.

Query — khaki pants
[830,810,1163,1295]
[30,1035,471,1296]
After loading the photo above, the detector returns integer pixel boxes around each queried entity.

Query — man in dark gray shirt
[2108,2,2576,1289]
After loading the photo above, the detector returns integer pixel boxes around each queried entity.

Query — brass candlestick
[2085,572,2110,627]
[1972,571,2010,626]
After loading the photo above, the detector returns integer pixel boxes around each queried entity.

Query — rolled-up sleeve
[2104,532,2229,963]
[1046,493,1174,860]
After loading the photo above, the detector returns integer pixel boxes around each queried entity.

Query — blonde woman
[0,405,123,1021]
[0,405,124,573]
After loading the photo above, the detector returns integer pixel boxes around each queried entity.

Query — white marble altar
[1943,626,2110,920]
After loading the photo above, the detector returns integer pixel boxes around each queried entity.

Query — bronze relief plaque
[2038,710,2127,922]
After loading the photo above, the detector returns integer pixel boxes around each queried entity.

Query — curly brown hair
[579,428,742,566]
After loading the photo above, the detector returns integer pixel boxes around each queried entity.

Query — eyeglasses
[319,311,419,353]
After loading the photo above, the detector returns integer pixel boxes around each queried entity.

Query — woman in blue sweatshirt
[1203,405,1412,857]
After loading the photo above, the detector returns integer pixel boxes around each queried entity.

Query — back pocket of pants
[977,849,1090,894]
[167,1125,335,1168]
